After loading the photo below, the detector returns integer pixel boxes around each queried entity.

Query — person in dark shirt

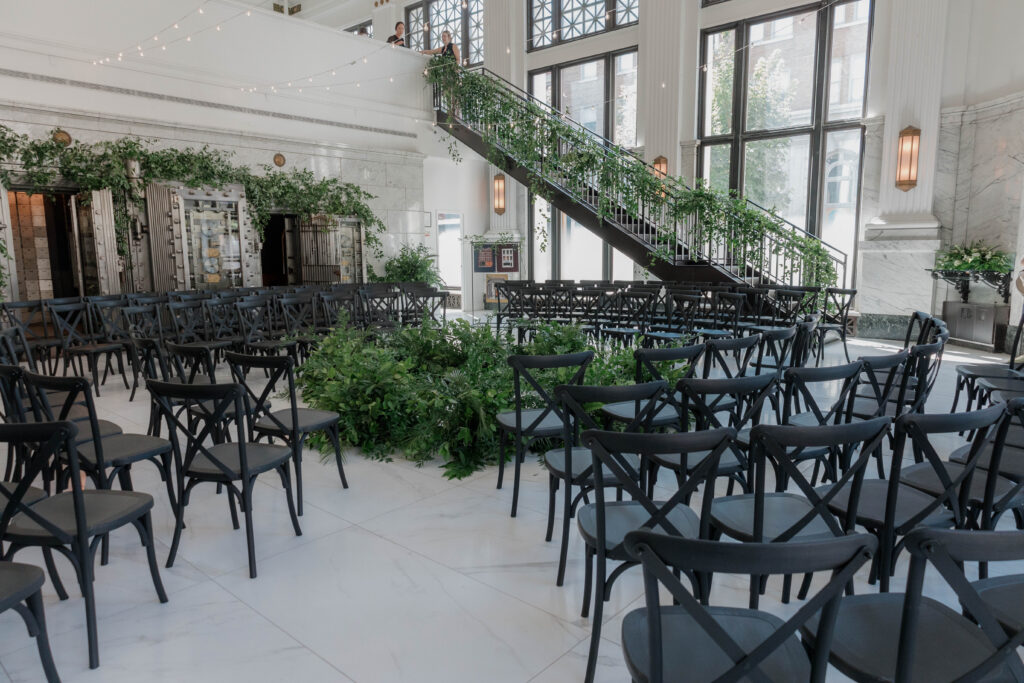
[357,27,368,36]
[420,29,460,63]
[387,21,405,47]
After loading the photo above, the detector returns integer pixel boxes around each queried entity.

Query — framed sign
[474,243,495,272]
[496,243,519,273]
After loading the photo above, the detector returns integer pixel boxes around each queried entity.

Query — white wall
[941,0,1024,109]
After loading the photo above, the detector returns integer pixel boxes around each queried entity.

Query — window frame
[527,0,639,52]
[345,19,373,37]
[696,0,874,238]
[527,46,639,280]
[405,0,484,66]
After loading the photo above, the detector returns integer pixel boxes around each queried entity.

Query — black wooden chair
[226,351,347,518]
[622,530,876,683]
[815,287,856,365]
[0,420,166,669]
[578,427,736,683]
[804,528,1024,682]
[48,302,128,396]
[600,343,704,430]
[150,379,301,579]
[1,300,61,374]
[952,309,1024,412]
[497,351,593,517]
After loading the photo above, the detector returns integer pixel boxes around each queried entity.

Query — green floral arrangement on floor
[297,318,687,479]
[368,244,443,287]
[936,241,1012,272]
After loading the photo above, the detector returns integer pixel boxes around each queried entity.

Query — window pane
[561,59,606,135]
[531,0,555,48]
[437,213,462,290]
[467,0,484,65]
[703,30,734,136]
[612,248,635,281]
[532,198,552,282]
[561,0,605,41]
[745,10,817,130]
[560,215,604,280]
[407,5,426,51]
[820,129,861,285]
[742,134,810,228]
[531,71,553,106]
[429,0,461,51]
[613,52,638,147]
[702,143,732,193]
[616,0,639,25]
[828,0,870,120]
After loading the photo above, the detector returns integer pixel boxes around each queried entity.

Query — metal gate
[298,215,363,285]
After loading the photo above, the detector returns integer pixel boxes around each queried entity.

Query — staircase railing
[430,66,846,287]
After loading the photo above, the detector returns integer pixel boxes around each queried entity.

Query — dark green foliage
[369,244,443,287]
[297,318,647,479]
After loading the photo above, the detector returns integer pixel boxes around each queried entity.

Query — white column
[636,0,689,175]
[857,0,949,323]
[483,0,526,87]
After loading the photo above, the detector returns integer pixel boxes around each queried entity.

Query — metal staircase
[430,67,847,286]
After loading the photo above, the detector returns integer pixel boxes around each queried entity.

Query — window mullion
[730,23,746,195]
[807,0,833,236]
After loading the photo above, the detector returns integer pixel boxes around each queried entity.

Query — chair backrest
[278,295,318,334]
[225,351,299,443]
[702,333,761,379]
[752,325,798,375]
[634,344,704,385]
[90,300,132,343]
[782,360,863,427]
[0,364,27,423]
[23,371,109,472]
[623,529,877,683]
[855,350,910,417]
[710,292,745,333]
[679,373,777,433]
[887,405,1006,533]
[748,418,892,543]
[318,291,359,328]
[506,351,593,434]
[167,300,208,344]
[47,302,93,348]
[134,336,172,382]
[120,304,163,340]
[822,287,856,324]
[0,421,82,545]
[584,427,737,553]
[664,292,702,332]
[148,380,252,482]
[203,298,239,341]
[896,528,1024,682]
[1,300,52,342]
[235,299,276,343]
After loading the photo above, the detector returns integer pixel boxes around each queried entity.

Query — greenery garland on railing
[0,125,387,280]
[425,57,837,287]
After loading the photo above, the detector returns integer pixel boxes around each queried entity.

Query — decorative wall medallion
[52,129,72,146]
[273,153,286,167]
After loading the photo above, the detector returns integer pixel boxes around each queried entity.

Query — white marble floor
[0,336,1016,682]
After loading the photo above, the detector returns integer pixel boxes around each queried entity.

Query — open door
[75,189,122,295]
[0,184,18,301]
[297,215,363,285]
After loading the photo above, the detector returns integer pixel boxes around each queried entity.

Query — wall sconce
[493,172,506,215]
[652,156,668,179]
[895,126,920,192]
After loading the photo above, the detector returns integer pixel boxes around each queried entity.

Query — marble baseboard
[856,313,911,341]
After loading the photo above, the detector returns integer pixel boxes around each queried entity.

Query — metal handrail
[432,67,846,286]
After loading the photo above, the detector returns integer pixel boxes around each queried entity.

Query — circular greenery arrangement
[0,124,387,292]
[424,56,837,287]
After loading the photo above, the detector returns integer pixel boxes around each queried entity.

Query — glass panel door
[182,198,243,290]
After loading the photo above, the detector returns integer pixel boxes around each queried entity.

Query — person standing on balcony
[387,21,406,47]
[420,29,460,64]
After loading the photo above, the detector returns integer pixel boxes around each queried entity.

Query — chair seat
[0,482,47,507]
[600,399,680,426]
[957,364,1021,381]
[254,408,340,434]
[27,416,122,444]
[5,490,154,542]
[187,442,291,479]
[76,433,172,469]
[651,444,744,473]
[817,479,955,529]
[978,377,1024,394]
[623,606,810,683]
[972,574,1024,631]
[900,462,1024,510]
[249,339,298,352]
[710,493,837,543]
[578,501,699,556]
[543,448,640,482]
[951,442,1024,482]
[801,593,1017,683]
[68,343,122,355]
[695,328,734,339]
[0,562,45,614]
[495,409,563,436]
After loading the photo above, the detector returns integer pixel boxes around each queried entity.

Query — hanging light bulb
[362,57,368,63]
[153,35,159,41]
[246,9,251,16]
[308,77,313,82]
[198,7,204,13]
[187,35,192,41]
[173,23,179,29]
[216,25,221,31]
[161,45,167,50]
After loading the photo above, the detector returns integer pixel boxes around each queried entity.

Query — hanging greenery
[425,57,837,287]
[0,125,388,286]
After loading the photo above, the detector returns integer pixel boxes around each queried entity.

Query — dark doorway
[7,191,81,299]
[261,214,296,286]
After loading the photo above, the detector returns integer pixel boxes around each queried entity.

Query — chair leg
[89,355,101,397]
[497,430,507,490]
[41,548,68,601]
[581,546,594,618]
[242,480,258,579]
[116,350,130,390]
[278,464,303,537]
[327,426,348,488]
[79,545,100,669]
[23,590,60,683]
[136,513,168,603]
[293,437,304,517]
[511,437,524,518]
[545,475,557,543]
[166,482,187,569]
[227,487,240,530]
[556,480,573,587]
[584,551,606,683]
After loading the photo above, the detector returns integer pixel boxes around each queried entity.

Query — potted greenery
[369,244,443,287]
[931,240,1013,303]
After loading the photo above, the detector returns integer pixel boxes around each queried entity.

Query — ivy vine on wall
[425,57,837,287]
[0,125,387,292]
